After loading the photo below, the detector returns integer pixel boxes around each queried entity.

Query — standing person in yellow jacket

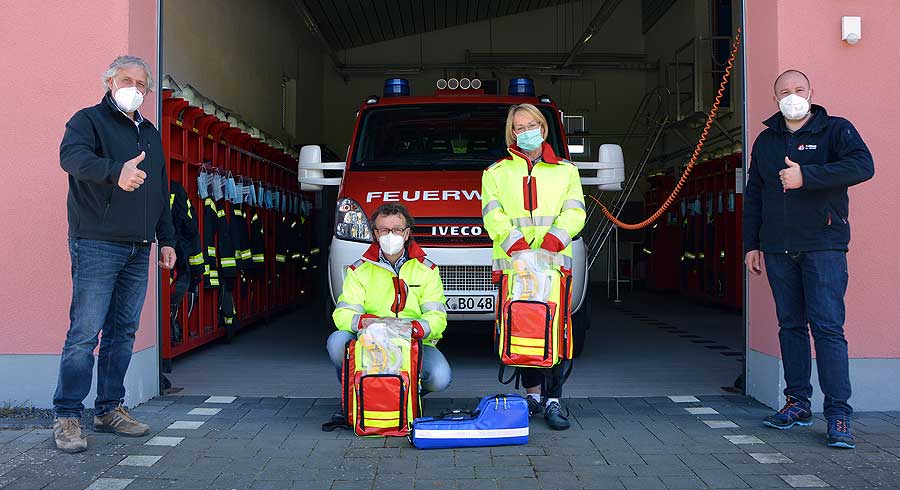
[325,203,452,427]
[482,103,586,430]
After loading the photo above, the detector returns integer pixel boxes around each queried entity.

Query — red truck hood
[340,171,483,217]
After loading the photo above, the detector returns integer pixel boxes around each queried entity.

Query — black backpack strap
[497,364,521,389]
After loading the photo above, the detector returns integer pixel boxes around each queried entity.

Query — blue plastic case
[410,394,529,449]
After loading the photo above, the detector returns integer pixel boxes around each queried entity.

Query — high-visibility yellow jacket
[482,143,586,271]
[333,241,448,345]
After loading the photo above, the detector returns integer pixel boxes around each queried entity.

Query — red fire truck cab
[299,78,624,354]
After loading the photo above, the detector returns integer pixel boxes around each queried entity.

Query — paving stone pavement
[1,396,899,489]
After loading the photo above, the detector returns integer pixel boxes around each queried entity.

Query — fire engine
[298,77,624,355]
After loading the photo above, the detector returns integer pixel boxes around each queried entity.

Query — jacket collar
[763,104,829,135]
[102,92,148,127]
[506,141,561,165]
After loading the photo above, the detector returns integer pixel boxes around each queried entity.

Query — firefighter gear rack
[642,153,743,309]
[160,83,316,362]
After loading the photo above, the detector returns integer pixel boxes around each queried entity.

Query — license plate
[446,295,495,312]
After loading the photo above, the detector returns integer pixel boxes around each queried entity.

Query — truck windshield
[351,103,565,170]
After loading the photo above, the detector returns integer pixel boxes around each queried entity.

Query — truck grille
[412,217,492,247]
[438,265,495,292]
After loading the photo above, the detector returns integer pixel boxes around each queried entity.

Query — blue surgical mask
[516,128,543,152]
[248,182,257,206]
[197,173,209,199]
[225,177,236,202]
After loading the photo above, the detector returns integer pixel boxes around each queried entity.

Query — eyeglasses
[374,227,409,236]
[513,122,542,134]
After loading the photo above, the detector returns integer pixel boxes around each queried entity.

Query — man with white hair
[53,55,176,453]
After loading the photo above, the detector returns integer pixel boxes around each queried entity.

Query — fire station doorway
[159,0,747,399]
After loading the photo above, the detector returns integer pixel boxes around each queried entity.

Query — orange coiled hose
[591,27,742,230]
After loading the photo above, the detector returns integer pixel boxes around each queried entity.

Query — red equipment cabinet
[160,89,315,362]
[644,174,680,292]
[716,152,743,309]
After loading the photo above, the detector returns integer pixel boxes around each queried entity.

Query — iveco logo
[431,226,483,236]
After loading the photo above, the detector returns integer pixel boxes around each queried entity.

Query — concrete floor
[168,288,744,399]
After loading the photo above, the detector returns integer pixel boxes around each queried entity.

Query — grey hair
[102,55,154,92]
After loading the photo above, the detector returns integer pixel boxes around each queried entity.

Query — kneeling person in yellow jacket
[327,203,452,408]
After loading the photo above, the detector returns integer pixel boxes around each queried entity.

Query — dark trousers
[54,238,150,418]
[520,360,571,399]
[169,262,191,317]
[764,251,852,419]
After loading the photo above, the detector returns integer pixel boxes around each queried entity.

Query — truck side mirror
[297,145,345,191]
[575,144,625,191]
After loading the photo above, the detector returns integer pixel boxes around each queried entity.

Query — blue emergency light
[383,78,410,97]
[508,77,535,96]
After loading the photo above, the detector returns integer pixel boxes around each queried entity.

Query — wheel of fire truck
[572,284,591,358]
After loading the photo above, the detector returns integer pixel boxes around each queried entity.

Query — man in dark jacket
[744,70,874,449]
[53,56,176,453]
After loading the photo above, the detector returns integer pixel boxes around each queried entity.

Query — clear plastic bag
[357,318,413,375]
[509,249,555,302]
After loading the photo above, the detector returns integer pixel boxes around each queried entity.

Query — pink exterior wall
[0,1,159,355]
[746,0,900,358]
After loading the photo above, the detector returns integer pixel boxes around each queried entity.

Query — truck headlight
[334,198,372,242]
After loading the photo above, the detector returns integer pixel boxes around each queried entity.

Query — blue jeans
[53,238,151,418]
[764,251,852,418]
[326,330,452,393]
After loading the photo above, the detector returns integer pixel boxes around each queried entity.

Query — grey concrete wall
[0,346,158,410]
[748,348,900,413]
[162,0,325,145]
[321,0,648,160]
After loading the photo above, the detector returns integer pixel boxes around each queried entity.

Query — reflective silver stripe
[562,199,586,211]
[421,258,436,269]
[501,229,524,252]
[493,254,571,271]
[513,216,555,227]
[547,226,572,248]
[492,258,512,271]
[482,199,502,217]
[336,301,364,313]
[421,302,447,314]
[350,314,361,332]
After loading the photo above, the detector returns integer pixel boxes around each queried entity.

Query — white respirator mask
[378,232,405,255]
[778,93,810,121]
[113,82,144,113]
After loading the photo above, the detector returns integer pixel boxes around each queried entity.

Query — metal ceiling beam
[560,0,626,68]
[292,0,346,77]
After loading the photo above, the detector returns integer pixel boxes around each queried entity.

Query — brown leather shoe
[54,418,87,453]
[93,405,150,437]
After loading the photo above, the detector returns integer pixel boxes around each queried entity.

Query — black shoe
[544,400,570,430]
[763,396,813,429]
[827,417,855,449]
[526,396,542,416]
[321,411,350,432]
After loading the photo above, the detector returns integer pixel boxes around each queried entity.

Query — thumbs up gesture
[118,151,147,192]
[779,156,803,190]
